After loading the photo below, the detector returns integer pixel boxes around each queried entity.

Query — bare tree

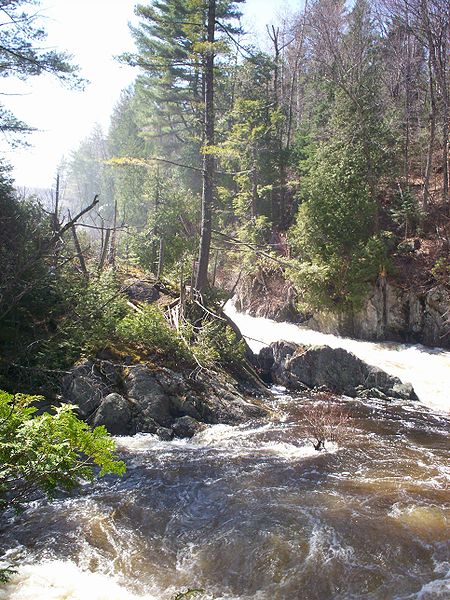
[301,396,351,451]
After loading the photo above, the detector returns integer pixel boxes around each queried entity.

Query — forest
[2,0,449,374]
[52,0,449,306]
[0,0,449,598]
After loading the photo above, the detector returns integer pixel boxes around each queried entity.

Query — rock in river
[61,357,267,438]
[256,341,417,400]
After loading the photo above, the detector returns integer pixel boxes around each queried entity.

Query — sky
[1,0,300,189]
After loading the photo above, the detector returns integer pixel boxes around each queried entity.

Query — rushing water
[224,302,450,414]
[1,310,449,599]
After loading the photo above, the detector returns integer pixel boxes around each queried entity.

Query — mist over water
[1,310,449,599]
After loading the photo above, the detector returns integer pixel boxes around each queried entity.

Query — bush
[191,321,246,368]
[0,390,125,515]
[431,257,450,287]
[0,389,125,580]
[389,186,423,238]
[117,304,189,360]
[53,271,128,361]
[301,396,351,451]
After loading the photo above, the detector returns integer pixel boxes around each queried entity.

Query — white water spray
[224,302,450,413]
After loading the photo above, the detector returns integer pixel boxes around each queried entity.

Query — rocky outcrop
[308,281,450,349]
[235,268,306,323]
[256,341,417,401]
[236,270,450,349]
[62,357,267,438]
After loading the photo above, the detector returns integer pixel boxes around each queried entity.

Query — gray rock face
[125,365,174,428]
[62,361,112,418]
[93,393,132,435]
[62,360,266,438]
[237,271,449,349]
[258,341,417,400]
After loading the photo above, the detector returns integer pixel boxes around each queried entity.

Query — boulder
[93,393,132,435]
[172,416,205,438]
[61,355,267,439]
[156,426,174,441]
[258,342,417,401]
[123,278,160,303]
[62,360,107,418]
[125,365,173,428]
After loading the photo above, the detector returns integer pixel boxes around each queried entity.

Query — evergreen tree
[288,0,395,310]
[0,0,80,144]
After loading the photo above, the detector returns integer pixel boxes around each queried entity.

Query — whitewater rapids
[224,301,450,413]
[1,307,449,599]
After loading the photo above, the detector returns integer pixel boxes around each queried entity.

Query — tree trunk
[51,173,61,269]
[108,195,118,268]
[71,225,89,280]
[99,228,111,272]
[423,48,437,209]
[195,0,216,292]
[440,20,449,211]
[157,235,165,280]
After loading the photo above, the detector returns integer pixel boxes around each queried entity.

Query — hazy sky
[2,0,299,189]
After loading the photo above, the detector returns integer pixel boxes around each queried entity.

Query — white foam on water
[116,423,338,462]
[394,571,450,599]
[224,301,450,413]
[0,560,156,600]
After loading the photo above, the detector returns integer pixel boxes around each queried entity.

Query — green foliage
[389,186,423,238]
[0,389,125,515]
[191,321,246,368]
[288,129,392,310]
[128,174,199,275]
[286,0,396,312]
[0,389,125,581]
[0,566,17,583]
[173,590,205,600]
[49,272,129,364]
[0,0,81,145]
[117,305,189,360]
[431,257,450,287]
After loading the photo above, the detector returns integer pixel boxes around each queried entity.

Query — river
[0,308,449,599]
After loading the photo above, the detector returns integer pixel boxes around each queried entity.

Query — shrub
[301,397,351,451]
[0,389,125,581]
[0,390,125,515]
[117,305,189,360]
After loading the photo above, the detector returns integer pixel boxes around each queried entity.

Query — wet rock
[125,365,173,428]
[259,342,418,401]
[156,426,174,441]
[93,393,132,435]
[61,355,267,438]
[198,372,267,424]
[172,416,205,438]
[62,361,106,418]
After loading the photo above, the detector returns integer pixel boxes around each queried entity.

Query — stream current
[0,306,449,599]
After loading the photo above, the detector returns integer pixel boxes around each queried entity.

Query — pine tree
[0,0,80,144]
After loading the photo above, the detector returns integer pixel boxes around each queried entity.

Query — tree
[288,0,395,311]
[219,53,279,231]
[0,0,80,144]
[122,0,244,290]
[195,0,216,291]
